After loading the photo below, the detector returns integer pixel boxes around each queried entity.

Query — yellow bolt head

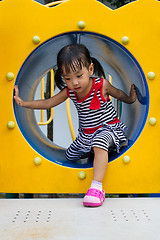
[121,36,129,45]
[7,121,15,129]
[77,21,85,29]
[78,171,86,180]
[149,117,156,126]
[123,155,130,164]
[34,157,42,166]
[32,36,40,44]
[6,72,14,81]
[147,72,155,80]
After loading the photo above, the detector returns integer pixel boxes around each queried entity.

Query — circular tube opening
[14,32,149,168]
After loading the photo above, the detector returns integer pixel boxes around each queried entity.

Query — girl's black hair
[55,44,105,90]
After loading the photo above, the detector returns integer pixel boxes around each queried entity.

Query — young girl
[14,44,136,207]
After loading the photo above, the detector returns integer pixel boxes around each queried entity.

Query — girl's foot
[83,188,105,207]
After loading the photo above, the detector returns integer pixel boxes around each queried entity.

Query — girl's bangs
[62,58,84,74]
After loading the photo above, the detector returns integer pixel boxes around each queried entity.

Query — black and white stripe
[68,78,117,129]
[65,77,127,161]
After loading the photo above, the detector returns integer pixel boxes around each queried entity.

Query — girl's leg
[83,147,108,207]
[93,147,108,183]
[65,136,90,161]
[83,131,113,207]
[92,130,113,182]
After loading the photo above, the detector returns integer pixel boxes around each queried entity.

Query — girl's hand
[14,85,24,106]
[129,84,137,103]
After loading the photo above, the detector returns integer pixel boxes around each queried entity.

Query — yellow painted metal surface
[0,0,160,193]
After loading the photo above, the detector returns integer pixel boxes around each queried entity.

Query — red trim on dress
[100,78,109,102]
[66,87,70,98]
[83,125,102,134]
[75,77,95,103]
[83,117,120,134]
[107,117,120,124]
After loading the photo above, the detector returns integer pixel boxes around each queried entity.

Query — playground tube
[14,32,149,168]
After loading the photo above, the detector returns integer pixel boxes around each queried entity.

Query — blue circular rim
[13,31,149,168]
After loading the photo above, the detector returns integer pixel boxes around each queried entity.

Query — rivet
[32,36,40,44]
[7,121,15,129]
[34,157,42,166]
[77,21,85,29]
[123,155,130,164]
[78,171,86,180]
[6,72,14,81]
[149,117,156,126]
[147,72,155,80]
[121,36,129,45]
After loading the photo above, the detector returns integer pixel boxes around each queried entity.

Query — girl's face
[62,63,94,98]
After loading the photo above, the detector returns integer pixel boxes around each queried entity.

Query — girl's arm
[14,85,68,109]
[103,79,136,104]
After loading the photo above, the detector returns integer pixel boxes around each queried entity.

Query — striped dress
[65,77,127,161]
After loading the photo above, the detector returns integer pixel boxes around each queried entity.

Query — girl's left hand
[129,84,137,103]
[14,85,24,106]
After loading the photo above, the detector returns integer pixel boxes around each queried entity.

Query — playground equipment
[0,0,160,195]
[0,197,160,240]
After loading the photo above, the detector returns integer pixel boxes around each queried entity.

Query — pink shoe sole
[83,201,103,207]
[83,188,105,207]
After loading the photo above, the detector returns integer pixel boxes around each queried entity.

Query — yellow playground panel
[0,0,160,194]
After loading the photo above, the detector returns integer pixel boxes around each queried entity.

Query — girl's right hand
[129,84,137,103]
[14,85,24,106]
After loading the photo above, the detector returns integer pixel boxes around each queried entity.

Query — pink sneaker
[83,188,105,207]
